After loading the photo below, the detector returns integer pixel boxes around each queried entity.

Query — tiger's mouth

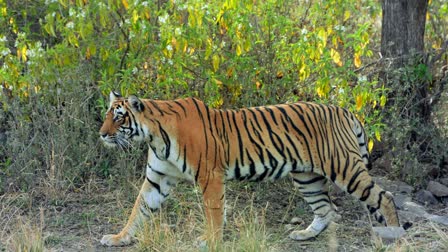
[100,134,131,149]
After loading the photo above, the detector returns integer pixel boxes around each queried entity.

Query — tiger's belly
[225,159,309,182]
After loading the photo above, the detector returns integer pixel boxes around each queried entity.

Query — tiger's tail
[352,116,372,170]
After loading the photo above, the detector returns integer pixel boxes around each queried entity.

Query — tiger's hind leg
[101,168,177,246]
[289,172,340,241]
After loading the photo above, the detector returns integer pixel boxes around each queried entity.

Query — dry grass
[8,216,44,252]
[371,220,448,252]
[134,188,275,252]
[1,180,447,252]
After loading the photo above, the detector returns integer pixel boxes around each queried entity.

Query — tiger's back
[170,99,369,184]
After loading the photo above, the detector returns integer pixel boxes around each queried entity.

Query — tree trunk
[381,0,428,67]
[381,0,429,122]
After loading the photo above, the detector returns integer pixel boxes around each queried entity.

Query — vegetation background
[0,0,447,251]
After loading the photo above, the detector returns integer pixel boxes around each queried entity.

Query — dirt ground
[1,178,447,252]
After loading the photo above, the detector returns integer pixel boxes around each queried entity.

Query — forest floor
[1,177,447,252]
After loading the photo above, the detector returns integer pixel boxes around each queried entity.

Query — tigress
[99,91,402,246]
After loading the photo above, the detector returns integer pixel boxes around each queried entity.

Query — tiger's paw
[100,233,132,246]
[289,229,319,241]
[289,212,339,241]
[196,235,208,249]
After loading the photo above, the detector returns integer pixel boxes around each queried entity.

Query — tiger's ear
[109,91,121,107]
[128,95,145,112]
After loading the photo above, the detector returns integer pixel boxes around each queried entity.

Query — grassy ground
[1,178,447,252]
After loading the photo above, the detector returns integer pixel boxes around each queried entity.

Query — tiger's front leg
[198,172,225,247]
[101,168,176,246]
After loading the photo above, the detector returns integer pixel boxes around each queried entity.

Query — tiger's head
[99,91,148,148]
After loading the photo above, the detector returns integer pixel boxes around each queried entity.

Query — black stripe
[231,111,245,166]
[174,100,187,116]
[146,177,161,194]
[182,145,187,173]
[158,123,171,159]
[347,167,367,194]
[139,206,151,218]
[360,181,375,201]
[234,159,241,180]
[149,100,165,115]
[307,198,330,205]
[265,107,278,125]
[293,175,325,185]
[192,99,208,183]
[290,104,313,139]
[287,105,315,170]
[246,149,257,180]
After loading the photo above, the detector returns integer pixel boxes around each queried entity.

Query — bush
[381,56,448,186]
[0,0,446,193]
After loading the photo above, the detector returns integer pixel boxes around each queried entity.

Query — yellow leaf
[212,54,220,72]
[144,11,150,20]
[380,95,387,107]
[354,53,361,68]
[122,0,129,9]
[318,29,327,47]
[132,10,139,24]
[344,10,351,21]
[317,87,325,97]
[86,47,91,59]
[299,64,309,81]
[368,139,374,152]
[226,67,234,78]
[330,48,342,67]
[276,71,283,79]
[375,130,381,142]
[356,95,363,111]
[214,78,223,87]
[236,44,242,56]
[21,46,27,61]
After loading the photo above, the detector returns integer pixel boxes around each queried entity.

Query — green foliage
[384,59,448,185]
[0,0,446,191]
[0,0,387,143]
[1,0,385,104]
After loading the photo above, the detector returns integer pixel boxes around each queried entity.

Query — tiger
[99,91,402,246]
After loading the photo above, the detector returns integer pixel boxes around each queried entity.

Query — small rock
[285,224,295,231]
[0,131,6,144]
[330,184,345,196]
[290,217,303,225]
[427,214,448,226]
[395,181,414,194]
[373,177,390,191]
[398,210,424,224]
[354,219,368,227]
[332,197,344,207]
[439,178,448,187]
[372,177,414,194]
[415,189,439,205]
[427,181,448,197]
[372,226,406,243]
[394,194,412,209]
[441,197,448,206]
[374,152,393,172]
[402,201,428,216]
